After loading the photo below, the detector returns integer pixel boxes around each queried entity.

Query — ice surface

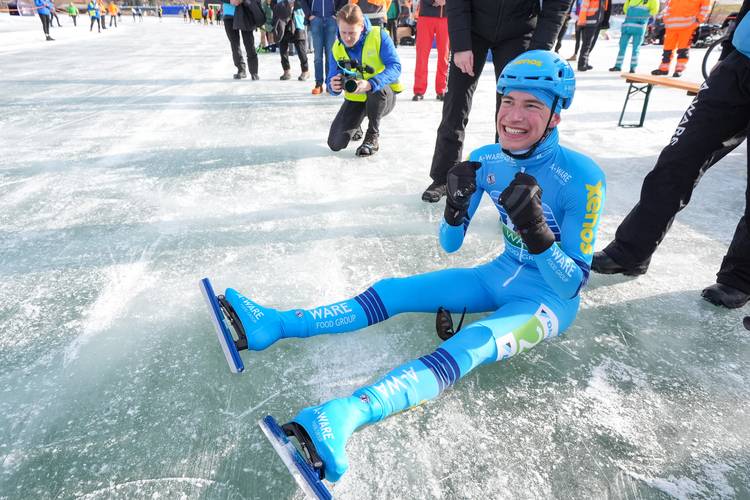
[1,13,748,500]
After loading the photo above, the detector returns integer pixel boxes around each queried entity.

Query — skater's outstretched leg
[291,298,576,481]
[224,267,495,351]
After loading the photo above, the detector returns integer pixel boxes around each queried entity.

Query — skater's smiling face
[338,20,364,47]
[497,90,560,152]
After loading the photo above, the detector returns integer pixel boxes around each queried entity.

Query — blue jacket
[299,0,345,18]
[733,11,750,58]
[35,0,50,16]
[326,18,402,95]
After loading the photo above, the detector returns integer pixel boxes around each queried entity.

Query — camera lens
[344,78,359,93]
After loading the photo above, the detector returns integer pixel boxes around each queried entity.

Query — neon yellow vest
[331,26,403,102]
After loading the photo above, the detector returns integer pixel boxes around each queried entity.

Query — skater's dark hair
[336,3,363,25]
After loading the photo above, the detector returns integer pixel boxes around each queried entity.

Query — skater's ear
[548,112,561,129]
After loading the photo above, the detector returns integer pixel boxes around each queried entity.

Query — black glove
[443,161,482,226]
[498,172,555,254]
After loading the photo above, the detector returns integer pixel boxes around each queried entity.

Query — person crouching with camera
[326,3,402,157]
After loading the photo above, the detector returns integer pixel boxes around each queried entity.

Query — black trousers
[328,86,397,151]
[110,14,116,26]
[279,34,308,72]
[223,18,258,74]
[38,12,50,35]
[90,16,100,31]
[605,50,750,292]
[428,32,529,184]
[555,14,571,53]
[72,15,77,26]
[577,24,599,68]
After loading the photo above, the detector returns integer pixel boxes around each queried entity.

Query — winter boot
[701,283,750,309]
[311,84,323,94]
[436,93,445,101]
[591,251,649,276]
[251,73,259,80]
[233,67,247,79]
[421,180,446,203]
[609,66,621,72]
[355,129,379,157]
[351,126,363,142]
[412,93,423,101]
[280,70,291,80]
[651,68,669,75]
[298,71,310,81]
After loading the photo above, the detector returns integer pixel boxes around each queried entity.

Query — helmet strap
[501,95,560,160]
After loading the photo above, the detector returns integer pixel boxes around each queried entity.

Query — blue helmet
[496,50,576,110]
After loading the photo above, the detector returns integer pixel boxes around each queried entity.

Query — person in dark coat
[420,0,570,203]
[222,0,261,79]
[273,0,310,80]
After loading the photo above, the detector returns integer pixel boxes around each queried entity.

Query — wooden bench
[618,74,701,128]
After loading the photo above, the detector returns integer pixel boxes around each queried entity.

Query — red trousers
[413,16,449,95]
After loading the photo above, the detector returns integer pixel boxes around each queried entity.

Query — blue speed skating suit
[227,127,606,481]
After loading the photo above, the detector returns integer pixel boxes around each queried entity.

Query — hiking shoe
[701,283,750,309]
[591,251,649,276]
[421,180,446,203]
[355,130,379,157]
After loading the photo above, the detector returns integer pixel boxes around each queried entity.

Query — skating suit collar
[500,128,560,173]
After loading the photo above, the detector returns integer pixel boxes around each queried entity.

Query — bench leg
[618,82,653,128]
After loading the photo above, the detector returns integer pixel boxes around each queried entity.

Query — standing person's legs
[425,34,492,198]
[716,136,750,297]
[224,19,246,76]
[279,35,291,75]
[434,17,449,97]
[295,37,309,74]
[656,28,677,73]
[629,27,645,71]
[72,15,76,26]
[577,25,598,70]
[328,100,367,151]
[570,24,582,57]
[600,52,750,272]
[674,27,695,75]
[39,12,51,36]
[555,15,570,53]
[323,17,337,81]
[310,17,325,85]
[413,15,435,97]
[240,29,258,77]
[614,27,633,69]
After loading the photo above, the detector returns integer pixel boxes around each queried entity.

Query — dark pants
[604,50,750,292]
[555,14,571,53]
[328,86,397,151]
[280,34,308,72]
[428,32,529,184]
[223,18,259,74]
[51,11,61,26]
[38,13,50,35]
[577,25,599,69]
[72,15,77,26]
[110,14,116,27]
[90,16,100,31]
[572,24,582,55]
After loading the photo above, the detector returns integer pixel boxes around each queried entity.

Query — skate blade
[258,415,332,500]
[199,277,244,373]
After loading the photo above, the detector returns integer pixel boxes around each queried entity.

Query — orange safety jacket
[662,0,710,30]
[578,0,610,26]
[107,3,116,15]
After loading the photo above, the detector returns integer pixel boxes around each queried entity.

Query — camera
[337,59,375,93]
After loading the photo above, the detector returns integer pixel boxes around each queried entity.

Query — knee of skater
[328,136,347,151]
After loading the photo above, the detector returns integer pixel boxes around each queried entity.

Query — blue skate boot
[224,288,283,351]
[199,278,289,373]
[290,395,382,482]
